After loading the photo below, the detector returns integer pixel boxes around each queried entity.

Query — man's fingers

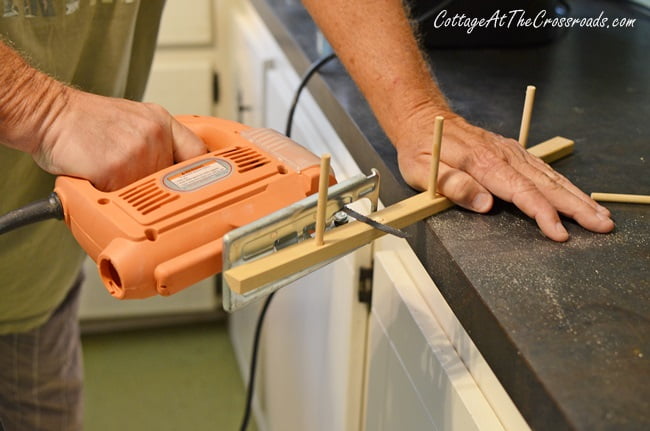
[474,152,613,240]
[170,117,207,162]
[456,147,572,240]
[510,185,570,242]
[399,152,493,213]
[526,154,611,217]
[437,163,493,213]
[513,154,615,233]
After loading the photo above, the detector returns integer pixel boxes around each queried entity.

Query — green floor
[82,320,257,431]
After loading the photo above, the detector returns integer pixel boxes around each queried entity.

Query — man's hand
[34,89,206,191]
[0,40,206,191]
[396,114,614,242]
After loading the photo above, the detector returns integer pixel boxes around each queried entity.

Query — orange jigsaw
[54,116,335,299]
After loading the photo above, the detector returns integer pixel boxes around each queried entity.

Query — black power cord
[0,192,64,234]
[238,51,337,431]
[285,52,337,138]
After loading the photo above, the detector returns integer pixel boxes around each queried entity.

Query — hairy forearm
[302,0,452,145]
[0,40,207,192]
[0,40,68,154]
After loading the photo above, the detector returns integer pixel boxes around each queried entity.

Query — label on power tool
[163,158,232,192]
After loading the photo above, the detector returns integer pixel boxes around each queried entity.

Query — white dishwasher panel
[366,249,506,431]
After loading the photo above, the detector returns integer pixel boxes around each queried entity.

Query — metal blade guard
[222,169,380,311]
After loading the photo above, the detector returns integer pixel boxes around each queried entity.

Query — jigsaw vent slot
[119,179,179,215]
[219,146,270,173]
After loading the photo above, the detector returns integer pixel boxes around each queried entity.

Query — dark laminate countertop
[251,0,649,429]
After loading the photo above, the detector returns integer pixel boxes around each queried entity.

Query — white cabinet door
[224,4,276,128]
[259,250,370,431]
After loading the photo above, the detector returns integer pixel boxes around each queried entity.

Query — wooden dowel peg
[590,193,650,205]
[315,154,331,246]
[428,116,444,198]
[518,85,536,148]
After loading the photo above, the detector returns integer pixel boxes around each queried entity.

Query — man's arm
[302,0,614,242]
[0,40,206,191]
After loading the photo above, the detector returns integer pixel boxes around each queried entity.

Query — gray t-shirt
[0,0,164,334]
